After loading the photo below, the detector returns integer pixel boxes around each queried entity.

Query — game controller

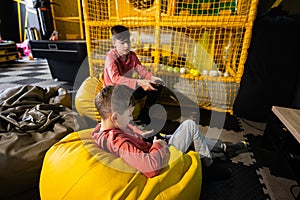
[150,79,164,89]
[154,79,165,86]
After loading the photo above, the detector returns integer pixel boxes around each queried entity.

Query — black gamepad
[154,79,164,86]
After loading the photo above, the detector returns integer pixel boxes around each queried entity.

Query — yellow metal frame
[13,0,24,42]
[50,0,84,39]
[82,0,259,113]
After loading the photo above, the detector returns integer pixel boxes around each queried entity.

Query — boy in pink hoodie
[92,85,246,179]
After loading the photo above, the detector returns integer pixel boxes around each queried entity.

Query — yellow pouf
[40,129,202,200]
[75,76,151,122]
[75,76,103,121]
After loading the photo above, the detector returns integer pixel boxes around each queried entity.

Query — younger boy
[92,84,169,178]
[92,85,245,179]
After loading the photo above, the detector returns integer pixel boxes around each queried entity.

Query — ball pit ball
[173,67,180,73]
[202,70,208,76]
[180,67,186,74]
[167,66,174,72]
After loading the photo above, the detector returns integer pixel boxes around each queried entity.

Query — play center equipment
[81,0,259,113]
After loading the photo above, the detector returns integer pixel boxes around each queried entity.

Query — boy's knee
[182,119,197,128]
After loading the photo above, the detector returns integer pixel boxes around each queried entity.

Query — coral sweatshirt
[92,123,170,178]
[103,49,153,90]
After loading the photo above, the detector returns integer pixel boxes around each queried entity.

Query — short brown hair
[95,85,135,119]
[111,25,130,41]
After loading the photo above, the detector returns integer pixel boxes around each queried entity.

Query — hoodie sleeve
[117,139,170,178]
[104,57,138,90]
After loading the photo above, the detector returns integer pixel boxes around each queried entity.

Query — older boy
[92,85,245,179]
[103,25,164,124]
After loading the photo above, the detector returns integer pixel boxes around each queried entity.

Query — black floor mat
[200,161,268,200]
[245,134,299,181]
[154,104,243,132]
[199,109,243,132]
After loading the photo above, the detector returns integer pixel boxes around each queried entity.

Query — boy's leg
[133,86,162,124]
[168,119,213,166]
[204,138,223,152]
[132,87,148,122]
[205,137,247,158]
[168,119,233,179]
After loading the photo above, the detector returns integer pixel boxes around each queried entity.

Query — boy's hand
[137,79,157,91]
[151,76,165,86]
[141,129,156,138]
[153,136,168,147]
[159,133,172,142]
[128,123,156,138]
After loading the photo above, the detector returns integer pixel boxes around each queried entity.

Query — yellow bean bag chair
[40,129,202,200]
[75,75,147,122]
[75,75,103,121]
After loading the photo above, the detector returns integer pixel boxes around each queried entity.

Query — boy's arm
[127,123,156,138]
[118,139,170,178]
[132,53,153,80]
[93,126,170,178]
[105,62,138,90]
[134,57,164,85]
[135,63,153,80]
[135,64,164,84]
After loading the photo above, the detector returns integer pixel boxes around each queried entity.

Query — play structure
[81,0,259,113]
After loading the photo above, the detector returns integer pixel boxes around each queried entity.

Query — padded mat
[200,161,269,200]
[199,109,243,132]
[245,134,299,181]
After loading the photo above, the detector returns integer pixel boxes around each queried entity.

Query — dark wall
[233,10,300,122]
[0,0,20,42]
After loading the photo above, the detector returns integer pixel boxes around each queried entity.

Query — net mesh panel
[82,0,259,113]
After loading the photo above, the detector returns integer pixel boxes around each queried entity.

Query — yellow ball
[167,66,174,72]
[192,69,200,76]
[161,65,168,71]
[173,67,180,73]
